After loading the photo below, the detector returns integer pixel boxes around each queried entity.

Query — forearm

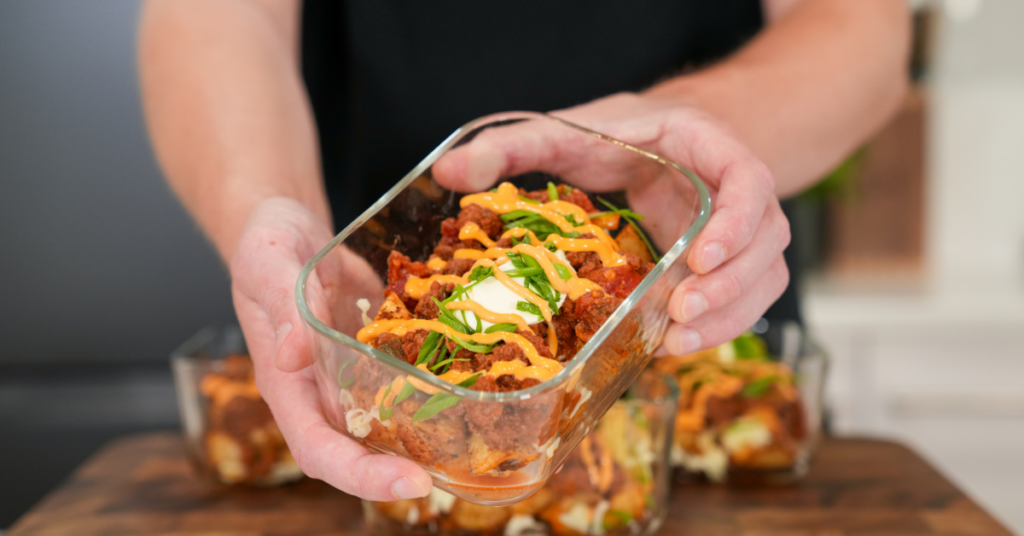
[647,0,911,197]
[139,0,330,262]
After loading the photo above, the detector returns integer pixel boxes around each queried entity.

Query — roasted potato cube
[448,500,511,531]
[615,224,653,262]
[376,292,413,320]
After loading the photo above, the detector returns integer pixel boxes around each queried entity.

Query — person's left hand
[432,92,791,355]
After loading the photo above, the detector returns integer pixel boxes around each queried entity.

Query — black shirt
[300,0,801,323]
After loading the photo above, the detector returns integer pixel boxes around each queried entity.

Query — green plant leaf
[450,335,496,353]
[597,197,660,261]
[378,382,394,421]
[484,323,518,333]
[411,373,482,422]
[337,359,357,388]
[547,182,559,201]
[742,375,779,398]
[467,266,493,282]
[518,194,541,205]
[414,331,444,366]
[430,356,470,372]
[517,300,543,317]
[393,380,416,406]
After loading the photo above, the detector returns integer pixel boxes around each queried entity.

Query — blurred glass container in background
[171,326,303,486]
[653,321,827,485]
[296,112,711,505]
[364,369,678,536]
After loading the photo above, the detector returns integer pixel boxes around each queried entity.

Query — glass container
[296,112,711,504]
[653,320,828,485]
[171,326,304,486]
[363,370,679,536]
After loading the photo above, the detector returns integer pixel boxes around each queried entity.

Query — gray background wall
[0,1,241,526]
[0,0,236,367]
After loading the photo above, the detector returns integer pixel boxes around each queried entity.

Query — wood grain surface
[7,433,1012,536]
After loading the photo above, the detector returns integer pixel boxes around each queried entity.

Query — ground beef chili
[370,185,655,394]
[353,183,656,476]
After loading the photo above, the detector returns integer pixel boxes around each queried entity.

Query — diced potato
[376,292,413,320]
[206,432,248,483]
[510,487,557,516]
[615,225,653,262]
[737,444,795,469]
[448,500,511,530]
[608,482,647,522]
[591,213,620,230]
[467,433,538,475]
[375,498,431,524]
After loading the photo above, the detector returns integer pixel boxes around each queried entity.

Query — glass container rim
[296,111,712,402]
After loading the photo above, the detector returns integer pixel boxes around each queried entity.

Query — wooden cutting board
[6,433,1012,535]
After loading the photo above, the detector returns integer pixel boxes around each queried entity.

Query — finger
[689,156,775,274]
[651,111,776,275]
[660,255,789,356]
[432,119,572,192]
[667,199,790,324]
[254,358,432,500]
[231,199,332,373]
[432,116,650,194]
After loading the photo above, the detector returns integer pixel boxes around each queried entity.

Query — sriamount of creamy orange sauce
[356,182,640,389]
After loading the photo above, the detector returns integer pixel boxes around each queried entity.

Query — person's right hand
[229,197,433,501]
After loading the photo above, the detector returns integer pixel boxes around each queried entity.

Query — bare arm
[139,0,433,501]
[139,0,329,261]
[649,0,911,197]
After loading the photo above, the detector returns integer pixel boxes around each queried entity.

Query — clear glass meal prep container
[171,326,303,486]
[363,369,680,536]
[659,320,828,485]
[296,112,711,505]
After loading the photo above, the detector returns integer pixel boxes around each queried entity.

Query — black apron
[300,0,800,323]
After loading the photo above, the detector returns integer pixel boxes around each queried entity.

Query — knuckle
[262,285,295,324]
[749,159,776,193]
[716,270,746,306]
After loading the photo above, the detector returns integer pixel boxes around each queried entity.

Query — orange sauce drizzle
[374,376,407,407]
[460,182,625,265]
[509,243,601,300]
[547,323,558,356]
[675,375,743,432]
[471,259,553,321]
[488,359,559,382]
[458,222,496,248]
[426,257,448,270]
[200,375,261,407]
[404,274,467,300]
[357,319,548,364]
[446,299,531,332]
[546,236,626,267]
[578,436,613,492]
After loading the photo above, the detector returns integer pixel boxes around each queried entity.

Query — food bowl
[653,320,827,485]
[171,326,303,486]
[363,369,679,536]
[296,112,710,504]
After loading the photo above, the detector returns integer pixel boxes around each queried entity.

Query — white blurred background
[811,0,1024,532]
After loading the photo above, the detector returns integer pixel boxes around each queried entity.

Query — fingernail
[701,242,726,272]
[680,291,708,322]
[392,477,428,499]
[678,329,702,355]
[275,323,292,353]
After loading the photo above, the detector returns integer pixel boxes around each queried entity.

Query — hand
[432,93,790,355]
[230,197,432,500]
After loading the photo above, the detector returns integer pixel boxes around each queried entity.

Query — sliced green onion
[484,323,518,333]
[597,197,660,261]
